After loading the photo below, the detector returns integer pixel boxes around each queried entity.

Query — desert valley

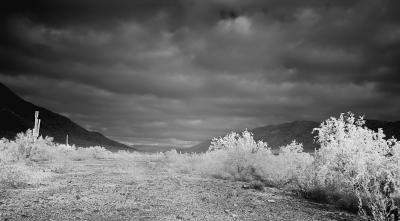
[1,0,400,220]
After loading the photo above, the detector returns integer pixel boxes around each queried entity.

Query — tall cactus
[33,111,41,143]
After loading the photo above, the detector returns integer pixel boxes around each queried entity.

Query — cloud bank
[1,0,400,146]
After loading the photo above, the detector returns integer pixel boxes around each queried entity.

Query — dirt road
[0,156,359,220]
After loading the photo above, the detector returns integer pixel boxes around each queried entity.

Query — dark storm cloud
[1,0,400,146]
[0,0,184,27]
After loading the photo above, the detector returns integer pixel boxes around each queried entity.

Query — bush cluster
[0,129,113,188]
[305,113,400,220]
[164,113,400,220]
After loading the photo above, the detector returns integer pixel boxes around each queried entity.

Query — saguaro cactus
[33,111,41,143]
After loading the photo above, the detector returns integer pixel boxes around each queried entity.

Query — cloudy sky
[1,0,400,147]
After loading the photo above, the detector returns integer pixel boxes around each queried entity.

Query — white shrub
[304,112,400,220]
[186,130,314,186]
[209,129,269,153]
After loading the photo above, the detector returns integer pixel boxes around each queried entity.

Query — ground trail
[0,157,358,220]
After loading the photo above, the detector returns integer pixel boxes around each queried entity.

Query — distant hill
[0,82,134,152]
[182,140,212,153]
[251,121,320,152]
[364,120,400,140]
[131,144,181,153]
[182,121,319,153]
[184,119,400,153]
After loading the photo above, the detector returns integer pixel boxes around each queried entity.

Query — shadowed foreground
[0,156,359,221]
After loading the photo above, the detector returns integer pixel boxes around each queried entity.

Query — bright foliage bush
[308,113,400,220]
[205,131,313,186]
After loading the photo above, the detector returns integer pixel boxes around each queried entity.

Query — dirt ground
[0,156,360,220]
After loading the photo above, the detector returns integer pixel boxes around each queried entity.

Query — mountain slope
[185,120,400,153]
[364,120,400,140]
[0,82,133,151]
[183,121,319,153]
[182,140,212,153]
[251,120,320,152]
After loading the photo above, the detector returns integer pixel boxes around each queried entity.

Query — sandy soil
[0,156,360,221]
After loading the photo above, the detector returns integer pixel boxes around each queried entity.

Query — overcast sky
[1,0,400,147]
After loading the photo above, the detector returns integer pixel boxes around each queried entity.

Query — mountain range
[0,82,133,151]
[2,81,399,153]
[184,119,400,153]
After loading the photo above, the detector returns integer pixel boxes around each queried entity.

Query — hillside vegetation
[0,82,131,151]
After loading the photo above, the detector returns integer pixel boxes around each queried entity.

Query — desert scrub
[0,130,56,163]
[1,130,113,163]
[0,161,51,188]
[0,162,30,188]
[168,130,314,186]
[67,146,113,161]
[298,113,400,220]
[252,141,313,187]
[0,129,114,189]
[164,113,400,220]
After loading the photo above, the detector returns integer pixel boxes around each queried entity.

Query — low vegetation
[1,112,399,220]
[163,113,400,221]
[0,129,113,188]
